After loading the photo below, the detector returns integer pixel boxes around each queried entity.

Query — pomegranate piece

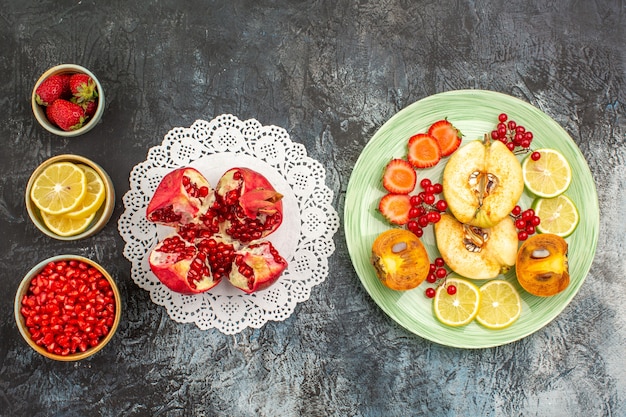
[146,167,214,227]
[148,230,235,294]
[228,241,287,294]
[214,167,284,242]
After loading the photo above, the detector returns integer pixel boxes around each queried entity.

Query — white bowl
[31,64,105,137]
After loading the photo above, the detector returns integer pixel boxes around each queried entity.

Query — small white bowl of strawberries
[31,64,105,137]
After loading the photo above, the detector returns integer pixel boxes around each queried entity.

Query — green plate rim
[344,89,599,349]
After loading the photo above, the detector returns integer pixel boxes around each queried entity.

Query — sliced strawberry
[382,159,416,194]
[407,133,441,168]
[378,193,411,225]
[428,119,462,156]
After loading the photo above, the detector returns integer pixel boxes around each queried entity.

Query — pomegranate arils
[20,260,116,356]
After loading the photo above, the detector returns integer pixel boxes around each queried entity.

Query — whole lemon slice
[522,148,572,198]
[31,162,87,215]
[65,164,106,219]
[433,277,481,327]
[532,194,580,237]
[476,280,522,330]
[40,211,96,237]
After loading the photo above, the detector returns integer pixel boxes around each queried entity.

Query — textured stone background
[1,1,625,416]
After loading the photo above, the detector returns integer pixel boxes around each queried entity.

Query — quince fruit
[434,213,518,279]
[443,136,524,228]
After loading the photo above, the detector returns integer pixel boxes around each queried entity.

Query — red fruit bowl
[14,255,121,361]
[31,64,105,137]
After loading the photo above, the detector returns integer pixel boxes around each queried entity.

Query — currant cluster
[406,178,448,237]
[424,257,456,298]
[511,205,541,241]
[491,113,539,157]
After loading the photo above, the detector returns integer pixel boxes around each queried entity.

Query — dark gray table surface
[1,1,624,416]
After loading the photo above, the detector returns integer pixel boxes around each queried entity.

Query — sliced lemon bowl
[25,154,115,240]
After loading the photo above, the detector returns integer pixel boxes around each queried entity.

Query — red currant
[498,113,508,122]
[511,205,521,216]
[426,273,437,284]
[446,285,457,295]
[531,151,541,161]
[420,178,432,189]
[435,200,448,212]
[435,268,447,279]
[425,288,436,298]
[434,257,445,267]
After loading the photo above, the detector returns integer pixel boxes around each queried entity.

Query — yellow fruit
[434,213,518,280]
[40,211,96,237]
[65,164,106,219]
[30,162,87,215]
[476,280,522,329]
[433,277,481,327]
[532,194,579,238]
[522,148,572,198]
[443,138,524,228]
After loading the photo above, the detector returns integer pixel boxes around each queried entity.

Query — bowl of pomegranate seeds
[31,64,105,137]
[14,255,121,361]
[25,154,116,240]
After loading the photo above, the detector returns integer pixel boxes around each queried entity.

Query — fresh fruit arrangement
[146,166,288,295]
[34,72,99,131]
[371,113,580,329]
[30,161,106,236]
[18,259,117,356]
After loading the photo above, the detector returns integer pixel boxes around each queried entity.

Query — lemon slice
[30,162,87,215]
[476,280,522,330]
[522,149,572,198]
[433,277,481,327]
[65,165,106,218]
[532,194,580,237]
[40,211,96,237]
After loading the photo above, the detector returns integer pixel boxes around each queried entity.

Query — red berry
[446,285,457,295]
[511,205,522,216]
[425,288,436,298]
[435,200,448,212]
[531,151,541,161]
[432,183,443,194]
[435,268,447,279]
[498,113,508,122]
[515,219,527,230]
[427,273,437,284]
[434,257,445,267]
[518,231,529,241]
[420,178,432,189]
[424,194,436,205]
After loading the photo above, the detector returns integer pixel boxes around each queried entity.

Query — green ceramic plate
[345,90,599,348]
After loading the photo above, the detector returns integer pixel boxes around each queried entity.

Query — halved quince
[516,233,569,297]
[434,213,518,279]
[443,136,524,228]
[371,229,430,291]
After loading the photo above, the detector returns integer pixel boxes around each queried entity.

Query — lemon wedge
[476,280,522,330]
[65,164,106,219]
[40,211,96,237]
[30,162,87,215]
[532,194,580,237]
[433,277,481,327]
[522,148,572,198]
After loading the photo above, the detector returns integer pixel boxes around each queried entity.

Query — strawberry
[378,193,412,225]
[45,99,86,131]
[69,73,98,103]
[407,133,442,168]
[35,74,71,106]
[382,159,416,194]
[428,119,462,156]
[82,99,98,119]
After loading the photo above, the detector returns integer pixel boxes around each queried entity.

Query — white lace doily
[118,115,339,334]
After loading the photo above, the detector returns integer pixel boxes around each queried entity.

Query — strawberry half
[407,133,442,169]
[382,159,416,194]
[378,193,412,225]
[428,119,462,157]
